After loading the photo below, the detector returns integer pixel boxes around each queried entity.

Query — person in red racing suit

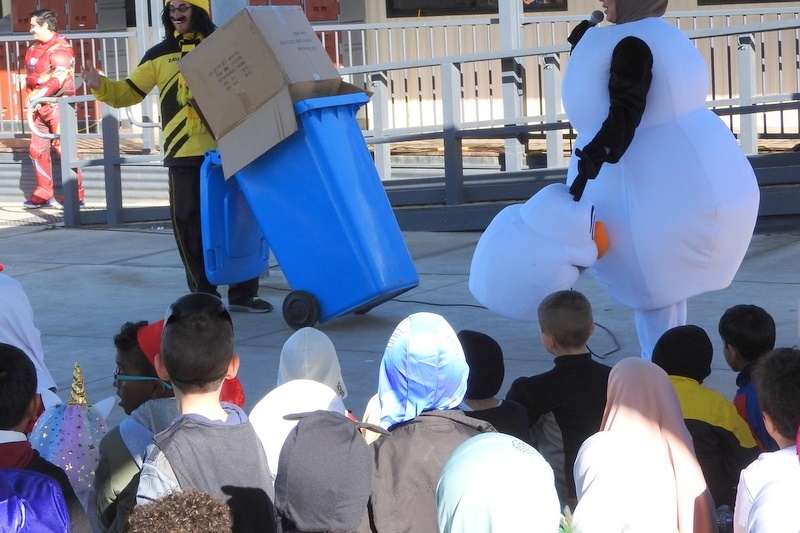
[23,8,84,209]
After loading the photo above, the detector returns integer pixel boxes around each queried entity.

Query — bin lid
[294,91,370,115]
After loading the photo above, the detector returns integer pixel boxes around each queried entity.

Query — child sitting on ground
[506,289,610,507]
[126,490,232,533]
[718,304,778,451]
[135,294,276,533]
[652,325,759,508]
[456,329,531,444]
[94,320,177,532]
[732,347,800,533]
[0,342,91,532]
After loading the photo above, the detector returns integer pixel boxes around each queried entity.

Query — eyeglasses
[168,4,193,14]
[114,368,173,389]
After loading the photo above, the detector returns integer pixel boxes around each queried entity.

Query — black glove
[570,144,607,201]
[568,20,592,48]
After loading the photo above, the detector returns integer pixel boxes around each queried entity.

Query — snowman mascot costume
[471,0,759,359]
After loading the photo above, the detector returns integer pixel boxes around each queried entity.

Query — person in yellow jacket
[652,325,759,509]
[83,0,272,313]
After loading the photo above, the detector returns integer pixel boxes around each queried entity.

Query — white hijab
[0,274,57,394]
[249,379,346,485]
[277,327,347,399]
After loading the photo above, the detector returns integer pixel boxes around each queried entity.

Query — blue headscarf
[377,312,468,428]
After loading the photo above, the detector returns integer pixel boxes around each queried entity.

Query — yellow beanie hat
[165,0,210,15]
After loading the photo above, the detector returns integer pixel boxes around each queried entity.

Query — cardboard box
[179,6,365,177]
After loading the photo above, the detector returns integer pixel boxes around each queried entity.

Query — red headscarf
[136,319,245,408]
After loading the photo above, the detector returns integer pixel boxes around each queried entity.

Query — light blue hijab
[377,312,468,429]
[436,433,561,533]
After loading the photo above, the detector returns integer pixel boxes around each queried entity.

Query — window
[698,0,792,4]
[386,0,567,18]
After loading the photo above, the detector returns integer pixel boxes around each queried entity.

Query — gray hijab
[616,0,668,24]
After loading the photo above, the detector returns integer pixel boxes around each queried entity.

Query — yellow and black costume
[91,3,263,307]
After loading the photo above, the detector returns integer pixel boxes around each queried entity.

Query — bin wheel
[282,290,320,330]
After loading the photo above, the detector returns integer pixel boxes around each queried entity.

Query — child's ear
[225,354,240,380]
[154,353,170,381]
[26,394,41,422]
[541,331,556,351]
[149,379,168,399]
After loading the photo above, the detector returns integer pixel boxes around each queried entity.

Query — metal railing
[4,6,800,227]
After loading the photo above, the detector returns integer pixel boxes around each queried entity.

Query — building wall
[366,0,797,22]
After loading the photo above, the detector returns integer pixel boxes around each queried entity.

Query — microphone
[568,10,606,47]
[588,10,605,27]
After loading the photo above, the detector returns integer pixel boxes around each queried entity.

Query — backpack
[0,468,70,532]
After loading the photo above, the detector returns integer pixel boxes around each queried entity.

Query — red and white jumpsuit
[25,33,84,203]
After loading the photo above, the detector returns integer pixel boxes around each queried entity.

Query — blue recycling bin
[200,149,269,286]
[231,91,419,328]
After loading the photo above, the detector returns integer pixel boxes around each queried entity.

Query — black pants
[168,165,258,303]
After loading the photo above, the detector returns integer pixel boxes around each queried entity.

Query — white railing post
[370,71,392,181]
[737,34,758,155]
[442,62,464,205]
[101,101,125,226]
[498,0,526,172]
[542,53,564,168]
[57,99,82,227]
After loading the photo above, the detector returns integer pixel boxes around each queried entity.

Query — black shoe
[228,297,273,313]
[23,198,61,209]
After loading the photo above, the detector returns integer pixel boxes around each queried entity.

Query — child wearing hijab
[357,312,495,533]
[249,379,347,486]
[275,410,386,533]
[277,327,356,419]
[571,357,716,533]
[436,432,561,533]
[0,272,59,413]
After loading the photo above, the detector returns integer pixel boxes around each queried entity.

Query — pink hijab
[573,358,715,533]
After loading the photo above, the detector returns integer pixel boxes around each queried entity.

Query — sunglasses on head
[163,293,233,331]
[161,294,233,385]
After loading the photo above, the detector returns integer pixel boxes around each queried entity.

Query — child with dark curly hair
[125,490,232,533]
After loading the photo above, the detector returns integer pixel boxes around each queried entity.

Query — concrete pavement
[0,203,798,428]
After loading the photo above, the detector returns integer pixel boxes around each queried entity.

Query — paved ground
[0,203,798,428]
